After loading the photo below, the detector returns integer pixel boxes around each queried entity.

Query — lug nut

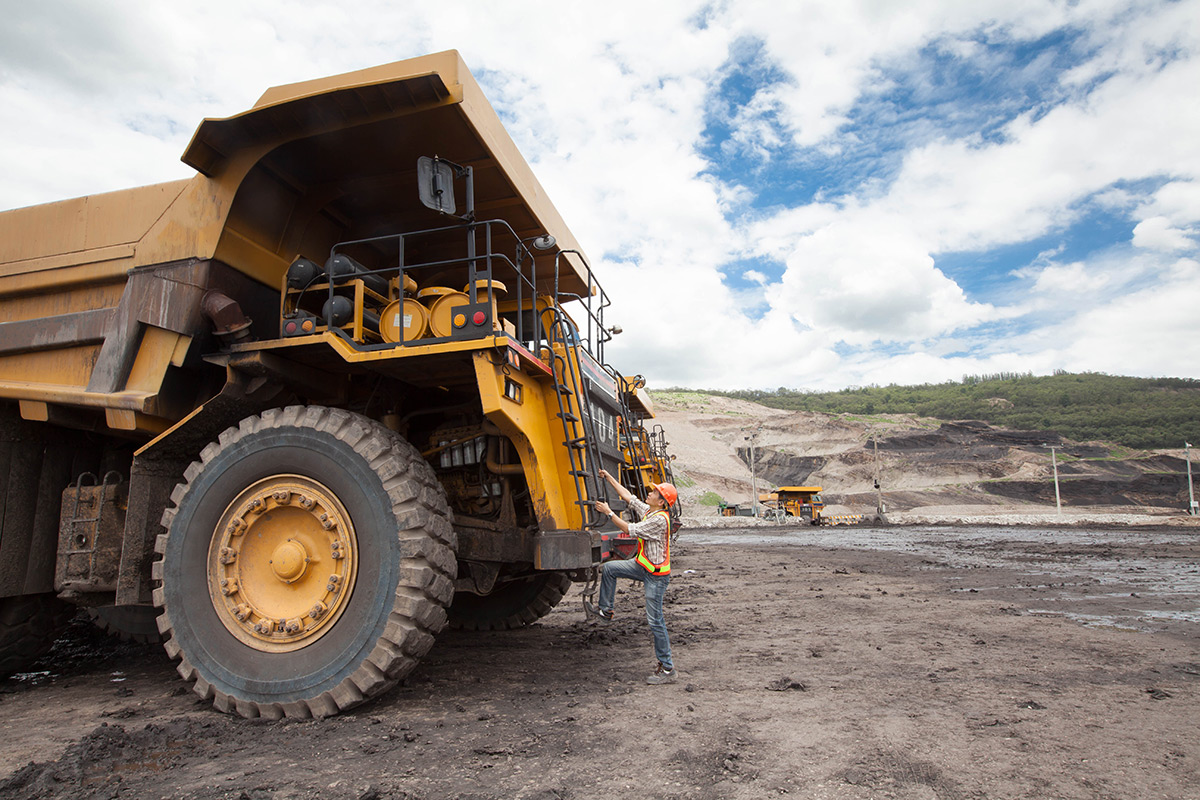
[254,619,275,635]
[219,547,237,564]
[273,489,292,504]
[298,495,314,510]
[309,602,328,620]
[284,618,303,635]
[220,578,240,596]
[233,604,251,621]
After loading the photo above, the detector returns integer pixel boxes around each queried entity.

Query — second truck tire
[447,572,573,631]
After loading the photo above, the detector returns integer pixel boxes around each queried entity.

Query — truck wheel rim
[208,475,358,653]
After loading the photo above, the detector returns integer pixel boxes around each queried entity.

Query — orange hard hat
[651,482,678,506]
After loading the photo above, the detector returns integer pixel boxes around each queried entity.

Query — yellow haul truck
[609,376,678,560]
[0,51,652,718]
[617,376,676,493]
[775,487,825,523]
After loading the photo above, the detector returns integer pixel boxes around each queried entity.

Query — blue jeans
[599,558,673,671]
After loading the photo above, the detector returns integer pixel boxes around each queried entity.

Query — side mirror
[417,156,457,215]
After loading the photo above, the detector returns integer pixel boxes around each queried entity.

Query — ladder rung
[557,412,579,422]
[569,470,592,477]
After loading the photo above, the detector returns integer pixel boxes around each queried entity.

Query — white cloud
[1040,257,1200,377]
[1133,217,1196,252]
[1139,181,1200,225]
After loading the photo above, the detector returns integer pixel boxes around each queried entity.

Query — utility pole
[745,429,760,519]
[1050,446,1062,515]
[873,436,886,520]
[748,431,758,520]
[1187,442,1196,516]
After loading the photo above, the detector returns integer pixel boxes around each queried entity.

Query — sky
[2,0,1198,392]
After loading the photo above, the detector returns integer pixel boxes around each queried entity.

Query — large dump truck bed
[0,50,591,436]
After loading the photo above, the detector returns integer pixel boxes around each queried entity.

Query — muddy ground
[2,526,1199,800]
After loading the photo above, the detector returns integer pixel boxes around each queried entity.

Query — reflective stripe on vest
[634,509,671,576]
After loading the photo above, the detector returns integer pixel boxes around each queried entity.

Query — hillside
[710,372,1200,450]
[649,390,1199,525]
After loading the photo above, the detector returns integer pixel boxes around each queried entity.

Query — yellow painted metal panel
[0,343,101,388]
[236,329,517,365]
[170,334,192,367]
[250,51,462,110]
[0,279,125,324]
[125,326,184,394]
[105,408,137,430]
[0,180,187,267]
[472,351,577,530]
[0,381,153,411]
[212,227,291,290]
[18,400,48,421]
[130,177,230,268]
[0,244,134,282]
[0,257,135,300]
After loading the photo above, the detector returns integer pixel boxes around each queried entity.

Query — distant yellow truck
[0,51,666,718]
[761,487,825,523]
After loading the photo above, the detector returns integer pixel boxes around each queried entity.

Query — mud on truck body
[0,51,666,718]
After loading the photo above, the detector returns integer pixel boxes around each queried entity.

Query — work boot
[584,599,613,623]
[646,662,676,684]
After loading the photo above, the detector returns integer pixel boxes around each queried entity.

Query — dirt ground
[2,525,1199,800]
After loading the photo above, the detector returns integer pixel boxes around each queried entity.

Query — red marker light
[284,321,297,334]
[473,311,486,325]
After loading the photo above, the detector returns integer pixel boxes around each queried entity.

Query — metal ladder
[543,307,606,530]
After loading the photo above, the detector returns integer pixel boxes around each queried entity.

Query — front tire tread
[155,405,455,719]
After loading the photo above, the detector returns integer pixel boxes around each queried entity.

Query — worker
[586,468,678,685]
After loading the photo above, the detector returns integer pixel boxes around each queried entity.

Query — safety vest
[634,509,671,576]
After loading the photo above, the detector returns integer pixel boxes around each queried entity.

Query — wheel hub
[270,539,309,582]
[208,475,358,652]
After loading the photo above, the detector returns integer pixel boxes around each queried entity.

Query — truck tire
[0,593,75,678]
[87,606,164,644]
[154,406,456,719]
[447,572,572,631]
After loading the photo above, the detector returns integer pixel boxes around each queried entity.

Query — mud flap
[534,530,600,570]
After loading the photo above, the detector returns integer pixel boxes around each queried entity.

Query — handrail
[311,218,618,367]
[324,217,545,347]
[553,249,614,362]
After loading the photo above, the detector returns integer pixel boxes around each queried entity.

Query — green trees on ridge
[697,373,1200,450]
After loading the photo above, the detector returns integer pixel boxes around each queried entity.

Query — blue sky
[2,0,1198,392]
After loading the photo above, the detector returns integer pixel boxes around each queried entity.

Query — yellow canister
[379,298,429,343]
